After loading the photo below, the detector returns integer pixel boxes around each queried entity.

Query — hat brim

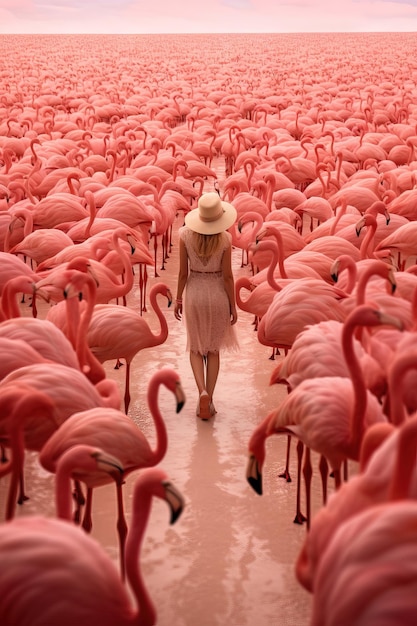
[184,200,237,235]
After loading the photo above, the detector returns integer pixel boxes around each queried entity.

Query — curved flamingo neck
[359,215,377,260]
[329,198,347,235]
[355,260,392,306]
[342,314,367,456]
[235,276,254,313]
[125,487,157,626]
[83,191,97,239]
[333,255,357,294]
[111,230,135,296]
[389,415,417,500]
[388,351,417,426]
[146,370,170,465]
[75,277,106,383]
[54,455,78,521]
[4,208,33,252]
[147,286,169,347]
[1,277,27,319]
[258,232,287,279]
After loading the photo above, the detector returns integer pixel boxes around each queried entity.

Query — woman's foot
[198,391,211,420]
[209,401,217,416]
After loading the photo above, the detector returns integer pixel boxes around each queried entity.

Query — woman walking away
[174,192,239,420]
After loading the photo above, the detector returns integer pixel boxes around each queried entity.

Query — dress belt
[190,270,223,276]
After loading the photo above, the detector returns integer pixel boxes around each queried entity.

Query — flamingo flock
[1,30,417,624]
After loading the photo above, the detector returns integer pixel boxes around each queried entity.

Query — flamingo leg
[1,445,8,463]
[343,459,349,482]
[81,487,93,533]
[115,482,128,581]
[153,233,159,277]
[124,362,131,414]
[278,435,292,482]
[318,454,329,506]
[333,466,342,490]
[72,479,85,524]
[293,439,307,525]
[139,263,148,313]
[303,446,313,531]
[17,469,29,505]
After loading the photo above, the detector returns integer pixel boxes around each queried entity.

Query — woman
[174,192,239,419]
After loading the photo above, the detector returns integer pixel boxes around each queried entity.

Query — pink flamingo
[37,228,138,305]
[86,282,172,413]
[39,367,185,577]
[247,305,402,527]
[311,500,417,625]
[256,225,334,283]
[374,219,417,270]
[256,274,348,353]
[0,275,48,320]
[296,349,417,593]
[229,211,264,267]
[0,251,41,295]
[46,270,106,384]
[0,317,81,371]
[248,239,322,287]
[8,227,74,267]
[0,467,184,626]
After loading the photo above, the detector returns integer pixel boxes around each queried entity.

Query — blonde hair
[193,232,223,258]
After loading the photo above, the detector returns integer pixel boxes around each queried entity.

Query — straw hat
[184,192,237,235]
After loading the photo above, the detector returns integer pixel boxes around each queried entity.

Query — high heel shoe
[198,391,211,420]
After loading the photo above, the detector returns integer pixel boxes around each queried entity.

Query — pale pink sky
[1,0,417,34]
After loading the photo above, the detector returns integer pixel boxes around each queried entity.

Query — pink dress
[179,226,239,355]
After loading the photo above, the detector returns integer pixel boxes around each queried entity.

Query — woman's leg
[206,351,220,404]
[190,351,206,395]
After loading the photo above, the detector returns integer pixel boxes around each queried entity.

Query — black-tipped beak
[246,455,263,495]
[164,481,185,524]
[175,381,186,413]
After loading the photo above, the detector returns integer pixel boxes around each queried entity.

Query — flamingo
[247,305,403,527]
[0,467,184,626]
[311,501,417,625]
[256,275,348,354]
[39,367,185,577]
[0,275,46,320]
[0,251,41,295]
[37,227,138,305]
[85,282,172,413]
[8,228,74,267]
[296,351,417,593]
[0,317,81,371]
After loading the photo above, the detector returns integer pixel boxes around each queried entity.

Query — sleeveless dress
[179,226,239,355]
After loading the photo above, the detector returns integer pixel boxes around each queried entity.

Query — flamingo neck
[342,317,367,457]
[355,262,389,306]
[111,231,134,296]
[146,372,168,464]
[388,351,417,426]
[389,416,417,500]
[124,488,157,626]
[359,220,377,260]
[54,458,76,521]
[76,280,106,383]
[5,418,26,521]
[235,277,254,313]
[267,230,287,279]
[147,288,169,347]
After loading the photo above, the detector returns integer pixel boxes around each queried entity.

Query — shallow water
[0,207,337,626]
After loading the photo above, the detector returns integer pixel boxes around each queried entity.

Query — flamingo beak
[163,481,185,525]
[246,454,263,495]
[175,381,186,413]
